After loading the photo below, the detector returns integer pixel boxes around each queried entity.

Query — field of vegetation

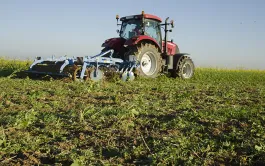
[0,58,265,165]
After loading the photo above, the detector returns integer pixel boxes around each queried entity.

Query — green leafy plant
[0,58,265,165]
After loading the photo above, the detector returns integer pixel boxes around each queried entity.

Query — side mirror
[116,15,119,25]
[170,20,174,28]
[116,29,120,34]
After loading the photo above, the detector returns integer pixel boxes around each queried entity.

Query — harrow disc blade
[72,66,81,81]
[90,68,104,82]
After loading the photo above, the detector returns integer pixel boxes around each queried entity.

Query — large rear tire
[125,43,162,78]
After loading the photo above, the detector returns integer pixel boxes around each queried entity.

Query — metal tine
[129,66,135,72]
[120,67,125,73]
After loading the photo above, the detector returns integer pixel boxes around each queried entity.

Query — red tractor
[101,11,195,79]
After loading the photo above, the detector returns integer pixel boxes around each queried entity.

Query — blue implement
[24,49,140,81]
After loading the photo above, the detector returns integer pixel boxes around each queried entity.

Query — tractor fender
[167,53,190,70]
[124,35,162,52]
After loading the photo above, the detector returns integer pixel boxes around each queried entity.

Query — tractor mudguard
[124,35,162,52]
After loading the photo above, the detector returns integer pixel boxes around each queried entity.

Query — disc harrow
[24,49,140,82]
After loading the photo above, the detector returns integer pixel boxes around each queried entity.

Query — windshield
[120,19,142,39]
[144,19,162,45]
[119,18,162,46]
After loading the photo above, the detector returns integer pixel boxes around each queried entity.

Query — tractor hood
[101,37,126,51]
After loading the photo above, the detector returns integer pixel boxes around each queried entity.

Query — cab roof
[120,13,162,22]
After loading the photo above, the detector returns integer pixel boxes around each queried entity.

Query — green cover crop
[0,58,265,165]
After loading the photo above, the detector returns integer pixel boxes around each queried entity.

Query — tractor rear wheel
[125,43,162,78]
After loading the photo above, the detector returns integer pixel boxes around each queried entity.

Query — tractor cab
[101,11,177,58]
[118,15,162,47]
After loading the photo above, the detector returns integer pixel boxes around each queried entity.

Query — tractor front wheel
[171,55,195,79]
[125,43,162,78]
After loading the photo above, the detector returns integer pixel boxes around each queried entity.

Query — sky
[0,0,264,69]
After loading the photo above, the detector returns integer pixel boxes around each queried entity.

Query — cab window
[144,19,162,45]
